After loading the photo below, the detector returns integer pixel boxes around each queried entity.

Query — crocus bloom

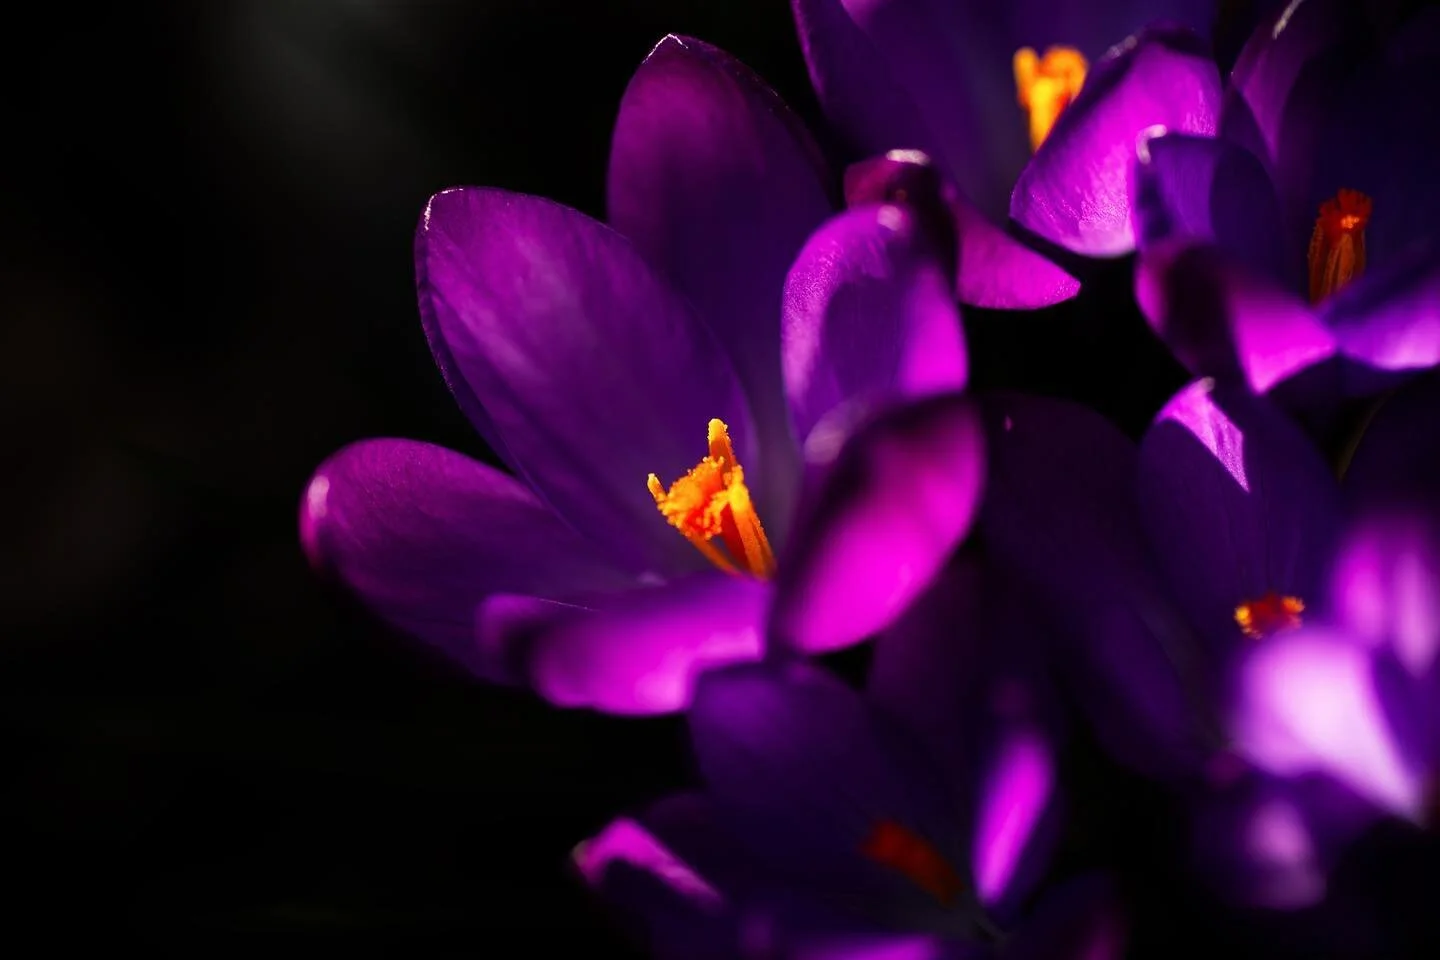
[1133,0,1440,398]
[790,0,1222,309]
[1229,368,1440,829]
[976,376,1415,908]
[300,37,982,715]
[575,560,1121,959]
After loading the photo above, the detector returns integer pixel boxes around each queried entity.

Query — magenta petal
[1011,26,1221,257]
[299,439,634,682]
[1131,131,1292,285]
[1134,240,1336,394]
[771,392,984,655]
[842,150,1079,310]
[608,35,831,522]
[782,204,968,447]
[415,187,754,577]
[1137,380,1343,660]
[1320,247,1440,381]
[979,392,1218,779]
[526,571,769,716]
[1232,628,1424,821]
[950,194,1081,309]
[1329,511,1440,680]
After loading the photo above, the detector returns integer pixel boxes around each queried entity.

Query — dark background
[15,0,1427,956]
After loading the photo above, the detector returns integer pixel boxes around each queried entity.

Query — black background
[16,0,1438,956]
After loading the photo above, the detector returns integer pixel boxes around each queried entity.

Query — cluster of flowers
[300,0,1440,954]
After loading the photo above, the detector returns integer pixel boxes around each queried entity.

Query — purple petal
[688,660,981,934]
[1134,241,1337,396]
[770,392,984,655]
[608,35,832,525]
[1305,8,1440,265]
[415,187,753,577]
[790,0,1017,219]
[299,438,634,682]
[868,559,1063,916]
[1011,26,1221,257]
[1131,131,1292,286]
[1187,770,1378,910]
[782,203,968,447]
[979,392,1221,779]
[998,873,1126,960]
[1231,628,1424,821]
[1136,379,1343,660]
[1320,246,1440,382]
[526,571,770,715]
[1342,366,1440,504]
[1330,511,1440,679]
[843,150,1080,310]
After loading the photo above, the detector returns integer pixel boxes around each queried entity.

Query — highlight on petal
[843,149,1079,310]
[1012,26,1221,257]
[415,187,753,578]
[782,203,968,448]
[527,571,770,715]
[1131,130,1289,284]
[1330,511,1440,678]
[299,438,633,683]
[1134,240,1336,394]
[608,34,832,524]
[770,392,984,655]
[1231,629,1424,822]
[972,729,1057,908]
[1137,379,1342,654]
[1320,245,1440,380]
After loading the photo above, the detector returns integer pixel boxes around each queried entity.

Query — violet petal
[1011,26,1220,257]
[415,187,754,577]
[298,438,634,682]
[527,571,770,715]
[771,392,984,655]
[1136,379,1343,660]
[781,203,968,448]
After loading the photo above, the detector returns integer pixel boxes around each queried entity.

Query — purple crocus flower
[1133,0,1440,400]
[575,559,1122,959]
[976,374,1417,909]
[1228,368,1440,828]
[788,0,1223,309]
[300,36,982,715]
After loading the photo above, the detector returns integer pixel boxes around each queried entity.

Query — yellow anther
[1234,591,1305,640]
[647,419,776,579]
[1307,188,1372,303]
[1014,46,1088,151]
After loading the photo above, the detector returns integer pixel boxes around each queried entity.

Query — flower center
[647,419,776,579]
[1234,590,1305,640]
[1013,46,1088,152]
[861,819,965,906]
[1307,188,1372,303]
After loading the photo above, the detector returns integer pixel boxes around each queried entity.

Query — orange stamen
[1013,46,1088,152]
[647,419,776,579]
[1234,591,1305,640]
[861,819,965,906]
[1307,188,1372,303]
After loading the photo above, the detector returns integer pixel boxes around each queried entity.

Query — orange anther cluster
[1013,46,1088,151]
[1234,591,1306,640]
[1308,188,1372,303]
